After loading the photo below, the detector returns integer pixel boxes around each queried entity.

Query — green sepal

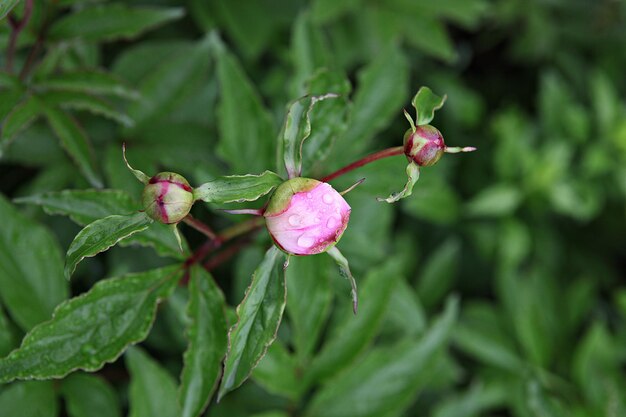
[377,162,420,203]
[194,171,284,204]
[411,86,447,126]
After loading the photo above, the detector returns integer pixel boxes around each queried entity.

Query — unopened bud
[404,125,476,167]
[142,172,194,224]
[264,178,351,256]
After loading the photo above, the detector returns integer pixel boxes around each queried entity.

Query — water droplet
[288,215,301,226]
[322,193,334,204]
[297,234,315,248]
[307,193,313,199]
[326,217,338,229]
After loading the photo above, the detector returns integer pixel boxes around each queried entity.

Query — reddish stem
[320,146,405,183]
[5,0,33,73]
[182,215,218,240]
[204,239,254,272]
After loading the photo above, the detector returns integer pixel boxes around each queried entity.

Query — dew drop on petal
[307,193,313,199]
[297,234,315,248]
[326,217,338,229]
[322,193,334,204]
[288,215,301,226]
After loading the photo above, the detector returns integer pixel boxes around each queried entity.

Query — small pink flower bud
[142,172,194,224]
[264,178,351,256]
[403,125,446,167]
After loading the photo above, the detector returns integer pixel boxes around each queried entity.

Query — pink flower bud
[264,178,351,256]
[403,124,446,167]
[142,172,194,224]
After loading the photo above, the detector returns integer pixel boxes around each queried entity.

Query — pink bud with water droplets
[142,172,194,224]
[263,178,351,256]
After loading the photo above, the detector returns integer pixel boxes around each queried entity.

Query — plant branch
[320,146,405,183]
[182,214,218,240]
[5,0,34,73]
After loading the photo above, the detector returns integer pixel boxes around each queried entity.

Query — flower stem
[5,0,33,73]
[320,146,405,183]
[182,214,218,240]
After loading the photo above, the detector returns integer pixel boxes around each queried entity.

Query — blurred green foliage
[1,0,626,416]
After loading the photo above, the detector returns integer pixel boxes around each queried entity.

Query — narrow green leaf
[412,86,447,126]
[305,297,459,417]
[49,4,184,42]
[213,34,276,173]
[327,246,358,314]
[179,266,228,417]
[0,302,18,357]
[41,103,103,187]
[252,340,301,400]
[0,89,24,121]
[194,171,283,204]
[432,382,507,417]
[127,37,211,128]
[0,381,58,417]
[41,91,134,127]
[0,195,68,331]
[305,259,402,385]
[285,255,333,360]
[127,346,180,417]
[60,373,121,417]
[15,189,187,259]
[337,45,408,155]
[377,162,420,203]
[290,11,331,94]
[218,246,287,401]
[466,184,523,217]
[301,70,351,171]
[0,265,182,383]
[0,0,20,20]
[283,94,339,178]
[65,212,153,279]
[0,95,41,150]
[416,238,461,310]
[36,70,139,100]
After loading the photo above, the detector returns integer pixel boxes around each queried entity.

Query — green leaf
[194,171,284,204]
[65,212,153,279]
[41,103,103,188]
[466,184,523,217]
[337,45,408,155]
[0,0,20,20]
[126,346,180,417]
[40,91,134,127]
[48,3,184,42]
[218,246,287,401]
[0,195,68,331]
[377,162,420,203]
[36,70,139,100]
[252,340,301,400]
[0,89,24,121]
[411,86,447,126]
[285,255,333,360]
[179,266,228,417]
[300,70,351,171]
[305,297,459,417]
[60,373,121,417]
[290,12,332,94]
[15,189,187,259]
[432,382,507,417]
[0,95,41,151]
[304,259,402,385]
[0,381,58,417]
[127,37,211,128]
[0,265,182,383]
[0,302,18,357]
[327,246,358,314]
[282,94,340,178]
[213,34,276,174]
[416,238,461,310]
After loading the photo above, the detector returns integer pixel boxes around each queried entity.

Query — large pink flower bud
[142,172,194,224]
[264,178,351,256]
